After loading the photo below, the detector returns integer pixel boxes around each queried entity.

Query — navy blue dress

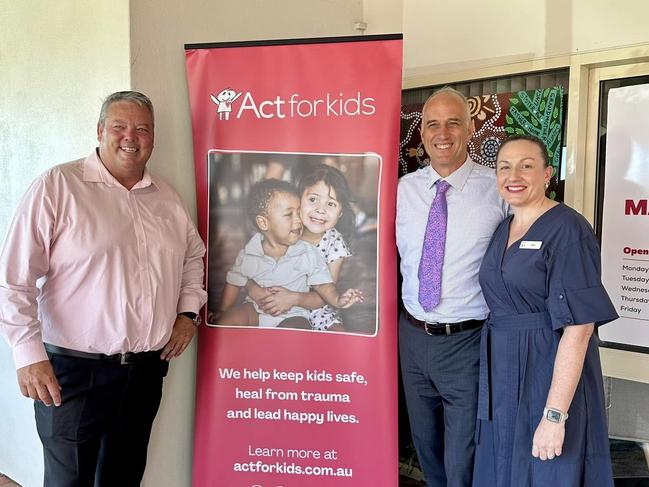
[473,204,618,487]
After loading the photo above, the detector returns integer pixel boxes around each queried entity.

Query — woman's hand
[532,418,565,460]
[533,324,592,461]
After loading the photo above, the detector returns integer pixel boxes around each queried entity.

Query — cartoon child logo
[210,88,242,120]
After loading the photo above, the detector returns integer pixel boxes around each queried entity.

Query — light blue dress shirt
[396,157,508,323]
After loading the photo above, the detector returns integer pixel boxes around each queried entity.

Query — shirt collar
[82,149,157,190]
[245,233,308,258]
[426,155,475,192]
[245,233,266,256]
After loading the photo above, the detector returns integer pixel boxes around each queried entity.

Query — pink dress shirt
[0,150,207,369]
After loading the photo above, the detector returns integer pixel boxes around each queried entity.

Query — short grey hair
[421,86,471,124]
[98,91,154,126]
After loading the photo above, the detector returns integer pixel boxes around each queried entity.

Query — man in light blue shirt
[396,87,508,487]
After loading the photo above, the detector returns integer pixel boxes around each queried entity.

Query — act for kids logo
[210,87,376,121]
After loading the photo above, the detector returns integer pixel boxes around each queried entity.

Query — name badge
[520,240,542,250]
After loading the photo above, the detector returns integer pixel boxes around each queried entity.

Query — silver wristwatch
[543,407,569,423]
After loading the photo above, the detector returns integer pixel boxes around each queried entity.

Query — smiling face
[218,89,236,101]
[299,180,343,239]
[496,139,553,208]
[257,191,303,247]
[419,91,474,177]
[97,101,154,187]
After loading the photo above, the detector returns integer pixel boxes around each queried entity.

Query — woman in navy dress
[472,135,618,487]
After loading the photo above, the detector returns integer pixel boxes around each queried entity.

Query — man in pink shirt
[0,91,207,486]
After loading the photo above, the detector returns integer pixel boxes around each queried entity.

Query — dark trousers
[35,352,168,487]
[399,312,482,487]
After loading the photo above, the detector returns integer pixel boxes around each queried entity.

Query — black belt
[44,343,161,365]
[404,311,484,336]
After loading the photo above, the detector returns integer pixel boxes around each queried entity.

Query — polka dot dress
[310,228,352,330]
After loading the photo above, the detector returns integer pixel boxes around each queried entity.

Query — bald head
[421,87,470,123]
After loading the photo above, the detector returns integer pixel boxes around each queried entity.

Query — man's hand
[17,360,61,407]
[161,315,196,361]
[258,287,297,316]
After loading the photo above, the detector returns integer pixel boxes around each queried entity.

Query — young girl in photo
[297,164,356,331]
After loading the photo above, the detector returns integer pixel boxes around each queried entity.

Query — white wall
[403,0,649,77]
[128,1,362,485]
[572,0,649,53]
[0,1,130,485]
[362,0,402,36]
[403,0,548,77]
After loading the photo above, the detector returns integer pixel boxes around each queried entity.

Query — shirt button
[558,294,564,300]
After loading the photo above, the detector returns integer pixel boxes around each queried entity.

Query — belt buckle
[120,352,135,365]
[445,323,451,335]
[424,322,437,336]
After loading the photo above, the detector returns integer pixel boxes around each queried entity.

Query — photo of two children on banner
[206,152,379,334]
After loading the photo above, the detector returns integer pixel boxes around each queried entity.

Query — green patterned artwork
[505,87,563,173]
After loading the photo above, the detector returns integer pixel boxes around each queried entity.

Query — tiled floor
[397,439,649,486]
[399,475,425,486]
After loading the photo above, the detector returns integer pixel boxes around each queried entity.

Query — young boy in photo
[217,179,362,328]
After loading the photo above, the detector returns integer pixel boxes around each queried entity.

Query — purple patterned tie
[418,179,450,311]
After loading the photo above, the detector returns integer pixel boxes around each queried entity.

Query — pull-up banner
[185,35,402,486]
[600,83,649,351]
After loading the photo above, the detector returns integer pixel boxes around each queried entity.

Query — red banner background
[185,36,402,486]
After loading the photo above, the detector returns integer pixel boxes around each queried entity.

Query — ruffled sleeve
[317,228,352,264]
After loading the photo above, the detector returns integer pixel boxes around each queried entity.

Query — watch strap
[179,312,201,326]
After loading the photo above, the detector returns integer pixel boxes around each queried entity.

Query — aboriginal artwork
[399,86,564,177]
